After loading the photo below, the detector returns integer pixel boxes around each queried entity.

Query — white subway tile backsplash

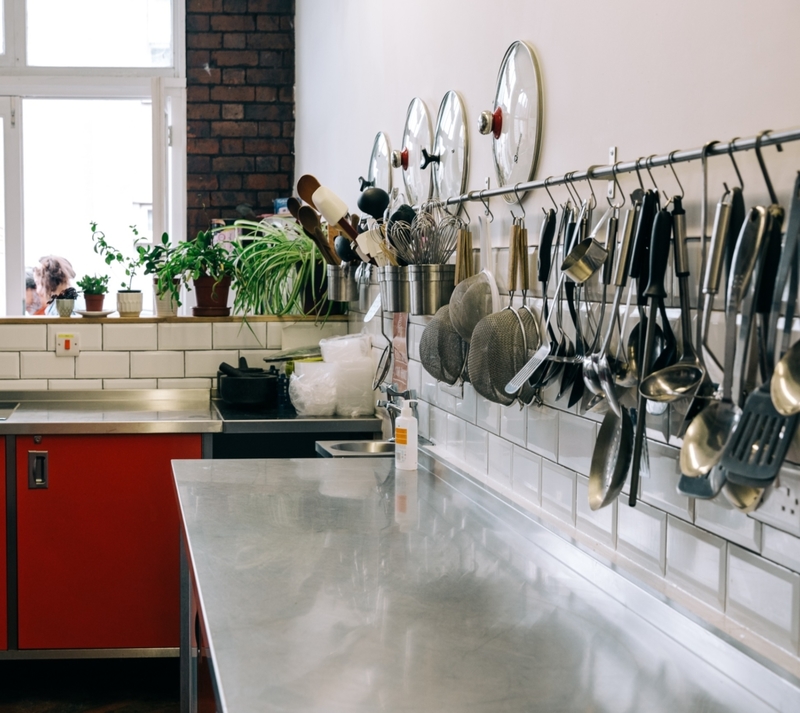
[487,434,512,489]
[617,499,667,575]
[212,322,267,349]
[103,324,158,351]
[48,379,102,390]
[558,412,595,476]
[130,351,184,379]
[75,352,129,379]
[420,365,438,405]
[0,379,47,390]
[501,402,527,446]
[527,405,558,461]
[640,441,693,522]
[761,526,800,575]
[266,322,284,349]
[750,469,800,538]
[157,322,212,350]
[727,545,800,654]
[417,399,430,440]
[666,515,726,610]
[576,475,616,547]
[0,324,47,351]
[454,383,477,424]
[429,406,447,446]
[446,413,466,461]
[20,352,74,378]
[465,423,489,475]
[103,379,158,390]
[407,359,421,394]
[475,395,500,435]
[237,350,281,368]
[185,350,238,377]
[280,322,347,350]
[158,378,212,390]
[408,324,423,362]
[47,324,102,350]
[512,444,541,506]
[436,387,456,414]
[695,497,762,552]
[541,460,576,525]
[0,353,19,378]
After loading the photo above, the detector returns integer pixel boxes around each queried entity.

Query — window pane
[27,0,172,68]
[23,99,153,314]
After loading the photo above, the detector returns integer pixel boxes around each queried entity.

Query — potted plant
[52,287,79,318]
[137,231,179,316]
[232,218,333,318]
[76,274,110,312]
[159,229,238,316]
[90,222,144,317]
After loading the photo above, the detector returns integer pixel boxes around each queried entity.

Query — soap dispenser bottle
[394,399,418,470]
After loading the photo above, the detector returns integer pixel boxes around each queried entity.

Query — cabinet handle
[28,451,48,489]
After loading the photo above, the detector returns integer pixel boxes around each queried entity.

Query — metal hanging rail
[451,127,800,206]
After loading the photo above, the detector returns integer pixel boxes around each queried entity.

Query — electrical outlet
[56,333,80,357]
[751,470,800,537]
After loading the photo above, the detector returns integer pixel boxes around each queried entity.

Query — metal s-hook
[543,176,559,213]
[583,169,598,210]
[645,154,660,191]
[511,182,526,221]
[479,189,494,222]
[606,162,626,208]
[458,195,471,226]
[726,138,744,190]
[565,171,582,205]
[666,150,684,198]
[754,130,779,204]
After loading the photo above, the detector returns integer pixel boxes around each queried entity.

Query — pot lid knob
[478,108,503,139]
[419,147,440,170]
[391,148,409,170]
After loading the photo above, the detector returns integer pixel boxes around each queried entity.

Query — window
[0,0,186,316]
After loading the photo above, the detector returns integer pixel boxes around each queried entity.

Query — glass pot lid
[360,132,392,193]
[429,90,470,204]
[478,41,543,203]
[391,97,433,206]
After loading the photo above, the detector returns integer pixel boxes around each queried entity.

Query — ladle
[640,197,705,402]
[679,207,768,477]
[588,406,634,510]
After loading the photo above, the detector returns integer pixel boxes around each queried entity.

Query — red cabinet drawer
[16,434,201,650]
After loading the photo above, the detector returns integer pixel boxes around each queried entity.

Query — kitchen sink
[0,402,19,421]
[316,440,395,457]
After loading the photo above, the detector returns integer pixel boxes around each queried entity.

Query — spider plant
[232,219,331,317]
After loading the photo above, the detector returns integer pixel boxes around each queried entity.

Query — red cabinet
[0,437,6,650]
[16,434,201,650]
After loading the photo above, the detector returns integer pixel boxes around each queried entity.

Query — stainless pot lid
[361,131,392,193]
[479,40,543,204]
[391,97,433,206]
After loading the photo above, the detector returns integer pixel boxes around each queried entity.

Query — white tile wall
[512,444,541,506]
[0,353,19,378]
[558,412,595,476]
[280,322,347,349]
[641,441,694,522]
[446,413,466,461]
[1,379,47,390]
[266,323,284,349]
[527,405,559,461]
[47,324,102,350]
[501,402,527,446]
[130,351,185,379]
[666,515,726,610]
[751,470,800,538]
[541,460,576,525]
[429,405,447,446]
[487,434,513,489]
[727,545,800,654]
[761,525,800,575]
[158,378,213,389]
[237,350,280,367]
[576,475,616,547]
[695,497,762,552]
[48,379,102,390]
[416,399,430,440]
[617,499,667,575]
[20,352,74,378]
[76,352,129,379]
[157,322,212,350]
[103,379,158,389]
[464,423,489,475]
[185,350,238,377]
[103,324,158,351]
[475,394,500,434]
[212,322,267,349]
[454,383,477,424]
[0,324,47,351]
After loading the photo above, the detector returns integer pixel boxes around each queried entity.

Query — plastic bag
[320,333,372,363]
[335,356,375,417]
[288,362,338,416]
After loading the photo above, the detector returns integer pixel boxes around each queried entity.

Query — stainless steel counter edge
[175,451,800,713]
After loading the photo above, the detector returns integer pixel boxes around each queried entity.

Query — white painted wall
[296,0,800,231]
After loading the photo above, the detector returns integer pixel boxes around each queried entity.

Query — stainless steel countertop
[173,454,800,713]
[0,390,222,434]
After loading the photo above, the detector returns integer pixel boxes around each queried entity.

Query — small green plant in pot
[76,274,109,312]
[159,230,238,316]
[52,286,79,318]
[232,219,334,318]
[91,222,144,317]
[137,231,179,316]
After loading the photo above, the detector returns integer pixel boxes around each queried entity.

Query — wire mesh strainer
[419,305,469,385]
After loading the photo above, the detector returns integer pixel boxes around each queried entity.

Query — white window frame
[0,0,186,315]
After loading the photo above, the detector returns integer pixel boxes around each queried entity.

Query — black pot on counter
[217,358,279,408]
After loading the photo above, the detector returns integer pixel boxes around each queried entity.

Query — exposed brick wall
[186,0,294,239]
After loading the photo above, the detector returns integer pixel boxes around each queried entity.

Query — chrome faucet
[376,384,416,438]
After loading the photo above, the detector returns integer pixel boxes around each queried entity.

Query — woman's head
[33,255,76,302]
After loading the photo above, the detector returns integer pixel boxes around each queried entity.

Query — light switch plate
[56,333,79,357]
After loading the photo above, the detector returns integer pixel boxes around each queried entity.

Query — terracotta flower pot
[192,274,231,317]
[84,294,105,312]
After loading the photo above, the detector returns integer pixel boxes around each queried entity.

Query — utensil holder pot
[326,264,359,302]
[408,264,456,315]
